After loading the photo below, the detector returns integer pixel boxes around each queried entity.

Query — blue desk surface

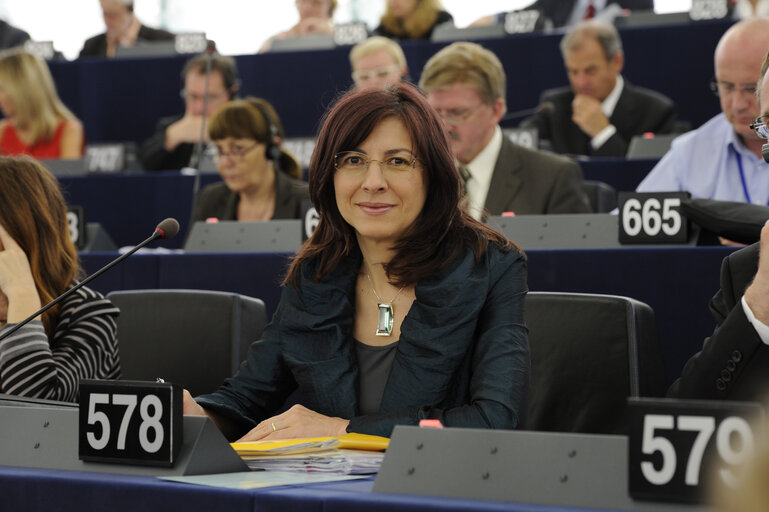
[81,246,735,387]
[49,19,730,146]
[0,465,658,512]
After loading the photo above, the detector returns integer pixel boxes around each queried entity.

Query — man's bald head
[714,17,769,141]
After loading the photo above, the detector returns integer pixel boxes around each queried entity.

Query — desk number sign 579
[628,398,763,503]
[78,380,182,467]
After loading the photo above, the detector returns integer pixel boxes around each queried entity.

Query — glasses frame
[750,116,769,140]
[351,65,402,84]
[214,142,260,161]
[435,103,485,126]
[709,79,758,98]
[333,151,418,174]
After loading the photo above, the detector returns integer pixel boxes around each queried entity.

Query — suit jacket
[526,0,654,27]
[0,19,29,49]
[192,170,310,222]
[669,243,769,401]
[79,24,175,58]
[196,243,530,438]
[484,136,591,215]
[522,81,677,157]
[138,116,194,171]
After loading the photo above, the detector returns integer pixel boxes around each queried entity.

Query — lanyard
[734,151,769,205]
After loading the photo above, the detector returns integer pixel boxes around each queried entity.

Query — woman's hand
[237,404,350,442]
[182,389,207,415]
[0,223,41,324]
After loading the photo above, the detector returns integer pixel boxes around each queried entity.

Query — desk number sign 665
[78,380,182,467]
[618,192,690,244]
[628,398,764,504]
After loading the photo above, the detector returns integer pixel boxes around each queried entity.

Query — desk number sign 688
[78,380,182,467]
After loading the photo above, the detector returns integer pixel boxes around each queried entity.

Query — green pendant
[376,302,394,336]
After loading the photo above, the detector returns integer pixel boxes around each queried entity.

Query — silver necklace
[367,274,405,336]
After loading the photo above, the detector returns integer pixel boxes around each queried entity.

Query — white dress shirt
[590,74,624,150]
[464,126,503,221]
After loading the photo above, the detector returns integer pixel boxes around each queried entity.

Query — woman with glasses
[0,49,84,159]
[192,97,309,223]
[373,0,453,40]
[183,83,529,440]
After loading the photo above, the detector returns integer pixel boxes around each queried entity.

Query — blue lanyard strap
[733,151,768,205]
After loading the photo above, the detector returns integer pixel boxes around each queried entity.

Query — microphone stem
[0,231,161,343]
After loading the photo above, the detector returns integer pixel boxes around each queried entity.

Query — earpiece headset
[250,101,282,163]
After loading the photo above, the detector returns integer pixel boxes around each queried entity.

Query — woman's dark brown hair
[208,96,302,180]
[0,156,80,336]
[285,82,516,287]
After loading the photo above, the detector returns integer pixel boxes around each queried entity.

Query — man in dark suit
[420,42,591,219]
[138,53,239,171]
[670,52,769,401]
[522,20,677,157]
[79,0,174,58]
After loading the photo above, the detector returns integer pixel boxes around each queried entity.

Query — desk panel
[81,246,735,386]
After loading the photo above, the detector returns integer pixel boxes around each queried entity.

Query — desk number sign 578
[78,380,182,467]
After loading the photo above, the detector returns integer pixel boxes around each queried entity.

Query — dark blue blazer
[197,243,530,438]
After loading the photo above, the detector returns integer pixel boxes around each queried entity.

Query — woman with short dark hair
[184,83,529,439]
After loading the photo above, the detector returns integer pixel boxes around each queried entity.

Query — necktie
[584,2,596,19]
[457,164,473,206]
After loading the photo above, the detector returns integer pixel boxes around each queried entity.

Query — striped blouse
[0,284,120,402]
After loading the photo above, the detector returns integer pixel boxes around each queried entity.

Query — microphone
[763,143,769,164]
[501,101,553,122]
[0,218,180,343]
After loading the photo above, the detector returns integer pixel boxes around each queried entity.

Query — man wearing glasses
[420,41,591,220]
[669,46,769,401]
[638,18,769,203]
[139,53,240,171]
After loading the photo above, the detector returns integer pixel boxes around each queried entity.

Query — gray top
[355,339,398,415]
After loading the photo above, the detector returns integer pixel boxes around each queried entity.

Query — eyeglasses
[434,104,485,126]
[709,79,757,97]
[334,151,417,174]
[750,116,769,139]
[352,65,401,84]
[214,143,259,161]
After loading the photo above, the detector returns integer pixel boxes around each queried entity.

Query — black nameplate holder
[174,32,207,54]
[503,10,542,34]
[333,23,368,46]
[66,205,87,250]
[504,127,538,150]
[618,192,691,244]
[689,0,731,20]
[79,380,182,467]
[628,398,764,504]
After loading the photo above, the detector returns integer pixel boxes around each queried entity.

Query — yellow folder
[231,432,390,456]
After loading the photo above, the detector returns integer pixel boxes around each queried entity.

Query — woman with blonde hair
[0,157,119,401]
[0,49,84,159]
[193,97,309,222]
[374,0,453,40]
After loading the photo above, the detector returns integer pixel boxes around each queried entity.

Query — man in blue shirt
[637,17,769,204]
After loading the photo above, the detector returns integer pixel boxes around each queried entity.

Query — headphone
[250,101,283,164]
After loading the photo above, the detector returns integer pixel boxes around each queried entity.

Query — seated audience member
[0,18,29,49]
[735,0,769,17]
[0,157,120,401]
[183,83,530,439]
[638,18,769,203]
[138,53,239,171]
[79,0,174,59]
[373,0,453,40]
[259,0,336,53]
[419,42,591,219]
[669,53,769,401]
[472,0,653,28]
[193,97,309,223]
[0,49,84,159]
[522,21,677,157]
[350,36,408,90]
